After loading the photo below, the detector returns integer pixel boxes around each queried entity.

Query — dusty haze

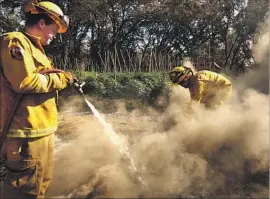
[47,19,269,198]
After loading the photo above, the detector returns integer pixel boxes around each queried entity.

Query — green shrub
[76,72,170,102]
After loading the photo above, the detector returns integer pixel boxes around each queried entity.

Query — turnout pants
[1,133,54,199]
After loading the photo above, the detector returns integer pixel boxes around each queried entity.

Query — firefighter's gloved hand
[63,72,77,85]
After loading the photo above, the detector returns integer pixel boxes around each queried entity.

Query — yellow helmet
[168,66,193,84]
[23,1,69,33]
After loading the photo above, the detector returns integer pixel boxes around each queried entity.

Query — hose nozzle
[74,81,86,94]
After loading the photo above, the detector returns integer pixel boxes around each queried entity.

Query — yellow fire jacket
[189,70,232,107]
[0,31,69,138]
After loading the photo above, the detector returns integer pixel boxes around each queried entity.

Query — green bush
[76,72,170,101]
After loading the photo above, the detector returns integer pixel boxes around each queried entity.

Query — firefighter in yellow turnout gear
[0,1,75,198]
[169,66,232,109]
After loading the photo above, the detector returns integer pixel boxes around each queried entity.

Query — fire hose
[0,69,80,155]
[0,70,83,196]
[0,75,149,194]
[0,94,23,196]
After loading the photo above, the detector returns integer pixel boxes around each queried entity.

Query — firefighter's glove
[63,72,77,85]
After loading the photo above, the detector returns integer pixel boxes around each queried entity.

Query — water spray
[73,81,149,191]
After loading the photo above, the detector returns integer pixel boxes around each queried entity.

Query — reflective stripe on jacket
[0,31,68,138]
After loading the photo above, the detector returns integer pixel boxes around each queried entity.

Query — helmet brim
[23,3,68,33]
[47,13,68,33]
[23,3,39,14]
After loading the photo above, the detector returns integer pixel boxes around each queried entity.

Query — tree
[0,0,268,73]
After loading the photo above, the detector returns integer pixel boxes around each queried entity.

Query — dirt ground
[46,27,269,198]
[47,94,269,198]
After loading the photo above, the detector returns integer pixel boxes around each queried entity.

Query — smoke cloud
[235,14,269,94]
[47,17,269,198]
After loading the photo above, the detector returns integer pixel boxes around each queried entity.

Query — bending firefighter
[0,1,76,199]
[169,66,232,109]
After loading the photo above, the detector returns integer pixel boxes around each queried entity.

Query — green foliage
[1,0,268,74]
[79,72,169,101]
